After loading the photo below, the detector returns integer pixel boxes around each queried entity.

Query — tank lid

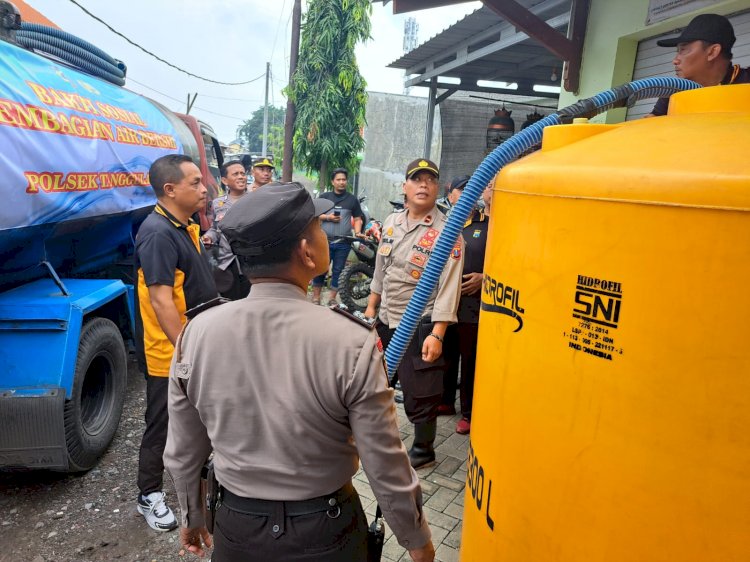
[670,83,750,115]
[501,86,750,211]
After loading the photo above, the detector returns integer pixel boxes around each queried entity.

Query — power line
[270,0,289,61]
[198,93,264,102]
[126,77,247,121]
[66,0,267,86]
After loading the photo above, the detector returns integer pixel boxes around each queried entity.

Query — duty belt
[221,481,354,518]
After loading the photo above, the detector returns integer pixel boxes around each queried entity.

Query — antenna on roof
[403,16,419,95]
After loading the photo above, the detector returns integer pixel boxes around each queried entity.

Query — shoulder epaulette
[185,297,231,320]
[330,303,376,329]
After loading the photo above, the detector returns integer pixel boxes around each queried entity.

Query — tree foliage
[287,0,370,186]
[236,105,286,152]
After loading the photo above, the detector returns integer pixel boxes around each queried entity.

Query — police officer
[249,156,275,190]
[364,159,463,469]
[202,161,250,300]
[163,182,435,562]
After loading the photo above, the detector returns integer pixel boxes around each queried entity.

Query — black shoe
[408,420,437,469]
[394,393,404,404]
[408,444,436,469]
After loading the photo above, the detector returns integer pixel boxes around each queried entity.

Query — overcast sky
[24,0,481,142]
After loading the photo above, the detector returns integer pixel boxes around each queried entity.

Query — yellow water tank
[461,85,750,562]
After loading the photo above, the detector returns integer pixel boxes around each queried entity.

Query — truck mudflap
[0,388,68,470]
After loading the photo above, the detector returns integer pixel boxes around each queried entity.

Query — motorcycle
[335,220,381,313]
[336,200,404,312]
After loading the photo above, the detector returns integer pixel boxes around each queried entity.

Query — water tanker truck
[0,2,222,471]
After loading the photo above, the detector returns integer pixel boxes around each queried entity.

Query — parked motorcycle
[335,221,380,312]
[336,199,405,311]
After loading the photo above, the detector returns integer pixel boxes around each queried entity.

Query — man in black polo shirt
[134,154,218,532]
[312,168,365,305]
[438,177,489,435]
[647,13,749,117]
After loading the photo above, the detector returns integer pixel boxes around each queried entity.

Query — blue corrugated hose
[384,77,701,377]
[17,23,127,86]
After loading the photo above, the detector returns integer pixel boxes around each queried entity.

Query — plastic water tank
[461,85,750,562]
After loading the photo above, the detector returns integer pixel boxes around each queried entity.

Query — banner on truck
[0,41,183,230]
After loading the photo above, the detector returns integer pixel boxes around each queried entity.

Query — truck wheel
[64,318,127,472]
[338,263,374,313]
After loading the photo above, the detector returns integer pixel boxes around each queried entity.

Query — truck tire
[338,262,374,313]
[64,317,127,472]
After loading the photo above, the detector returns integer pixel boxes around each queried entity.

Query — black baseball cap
[405,158,439,179]
[220,182,333,256]
[448,176,470,192]
[656,14,735,52]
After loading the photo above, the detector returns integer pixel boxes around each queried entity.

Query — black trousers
[441,324,460,407]
[212,488,368,562]
[456,323,478,419]
[137,374,169,495]
[377,319,447,424]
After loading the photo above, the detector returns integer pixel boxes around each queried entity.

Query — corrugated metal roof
[387,0,571,94]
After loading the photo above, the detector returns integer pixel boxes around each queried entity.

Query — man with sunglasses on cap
[435,176,466,217]
[163,182,435,562]
[364,159,464,469]
[647,13,749,117]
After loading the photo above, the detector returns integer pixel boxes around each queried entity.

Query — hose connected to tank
[17,23,127,86]
[383,77,701,377]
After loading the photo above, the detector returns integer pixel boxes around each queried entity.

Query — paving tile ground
[353,394,468,562]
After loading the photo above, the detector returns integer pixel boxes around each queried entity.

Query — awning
[387,0,573,99]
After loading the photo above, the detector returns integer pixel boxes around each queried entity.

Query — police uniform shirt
[134,204,218,376]
[163,282,431,550]
[204,194,243,271]
[370,206,464,328]
[458,210,489,324]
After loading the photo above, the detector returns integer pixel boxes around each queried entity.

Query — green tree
[236,105,286,153]
[287,0,370,188]
[266,123,285,163]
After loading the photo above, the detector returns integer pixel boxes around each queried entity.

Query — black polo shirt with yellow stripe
[134,204,218,376]
[650,63,750,116]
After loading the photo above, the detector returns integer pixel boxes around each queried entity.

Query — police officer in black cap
[648,13,749,117]
[365,160,464,470]
[163,182,435,562]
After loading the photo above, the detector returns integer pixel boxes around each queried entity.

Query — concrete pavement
[353,396,469,562]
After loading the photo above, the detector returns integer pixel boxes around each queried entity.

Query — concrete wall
[360,92,551,220]
[358,92,441,222]
[437,97,547,186]
[559,0,750,123]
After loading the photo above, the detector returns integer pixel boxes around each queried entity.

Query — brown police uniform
[370,206,463,424]
[204,194,251,300]
[163,182,431,562]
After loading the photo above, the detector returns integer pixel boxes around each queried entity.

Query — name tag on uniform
[174,362,192,379]
[378,244,392,256]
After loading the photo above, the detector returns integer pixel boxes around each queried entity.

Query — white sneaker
[137,491,178,532]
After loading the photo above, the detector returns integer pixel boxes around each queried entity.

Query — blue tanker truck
[0,3,222,471]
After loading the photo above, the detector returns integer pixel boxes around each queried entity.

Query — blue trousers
[312,242,350,289]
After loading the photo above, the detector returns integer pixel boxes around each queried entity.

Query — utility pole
[261,62,270,157]
[282,0,302,182]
